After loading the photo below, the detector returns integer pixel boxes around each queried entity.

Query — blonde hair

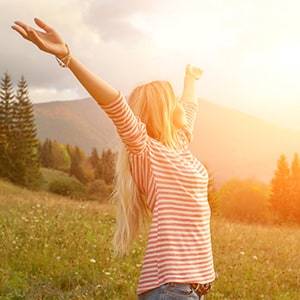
[110,80,183,257]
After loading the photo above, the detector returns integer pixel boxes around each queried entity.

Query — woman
[11,17,216,299]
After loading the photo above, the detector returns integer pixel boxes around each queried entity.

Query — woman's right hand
[11,17,68,59]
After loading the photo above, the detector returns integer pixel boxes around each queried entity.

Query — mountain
[193,99,300,187]
[34,97,120,152]
[33,96,300,188]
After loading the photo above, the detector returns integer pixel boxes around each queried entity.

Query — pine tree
[269,154,292,221]
[37,140,42,166]
[89,147,100,168]
[102,148,116,185]
[10,75,42,188]
[89,147,102,179]
[40,138,52,168]
[69,146,86,183]
[0,72,15,179]
[289,152,300,222]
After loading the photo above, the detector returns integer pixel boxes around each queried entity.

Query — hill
[33,96,300,188]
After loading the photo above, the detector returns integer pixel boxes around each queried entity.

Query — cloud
[1,0,93,100]
[1,0,300,130]
[83,0,161,43]
[0,0,163,103]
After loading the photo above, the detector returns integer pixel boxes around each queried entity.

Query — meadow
[0,178,299,300]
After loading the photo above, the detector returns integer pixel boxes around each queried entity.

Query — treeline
[0,72,117,201]
[217,152,300,225]
[1,71,300,224]
[40,138,116,185]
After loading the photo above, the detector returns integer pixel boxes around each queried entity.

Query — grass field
[0,178,299,299]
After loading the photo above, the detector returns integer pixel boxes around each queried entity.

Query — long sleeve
[99,89,148,155]
[180,99,199,144]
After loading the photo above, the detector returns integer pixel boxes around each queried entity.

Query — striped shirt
[100,90,216,296]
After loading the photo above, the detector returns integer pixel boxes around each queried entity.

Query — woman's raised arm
[11,17,149,155]
[179,64,203,143]
[11,17,119,105]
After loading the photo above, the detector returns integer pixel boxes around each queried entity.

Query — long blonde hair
[110,80,183,257]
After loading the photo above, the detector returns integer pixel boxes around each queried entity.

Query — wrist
[184,73,196,81]
[55,43,69,59]
[55,43,72,68]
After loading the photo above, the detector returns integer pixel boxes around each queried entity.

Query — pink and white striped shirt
[100,90,216,297]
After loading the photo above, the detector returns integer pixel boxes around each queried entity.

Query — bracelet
[55,43,72,68]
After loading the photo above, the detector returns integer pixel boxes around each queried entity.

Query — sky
[1,0,300,131]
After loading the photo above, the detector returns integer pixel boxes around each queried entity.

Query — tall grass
[0,178,299,299]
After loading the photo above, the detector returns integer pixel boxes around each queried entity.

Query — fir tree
[89,147,102,179]
[11,75,42,188]
[69,146,86,183]
[102,148,116,185]
[269,154,292,221]
[40,138,52,168]
[289,152,300,222]
[0,72,16,179]
[89,147,100,168]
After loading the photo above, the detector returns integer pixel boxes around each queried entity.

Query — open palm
[11,17,68,58]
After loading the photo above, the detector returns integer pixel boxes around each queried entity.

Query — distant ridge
[33,96,300,188]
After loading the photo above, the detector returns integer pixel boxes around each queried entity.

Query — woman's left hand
[185,64,203,80]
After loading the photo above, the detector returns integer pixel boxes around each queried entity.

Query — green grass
[0,178,299,299]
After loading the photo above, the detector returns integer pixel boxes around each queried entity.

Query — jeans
[137,282,205,300]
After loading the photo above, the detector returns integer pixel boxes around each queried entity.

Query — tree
[89,147,106,180]
[10,75,42,188]
[89,147,100,168]
[40,138,53,168]
[269,154,292,221]
[69,146,91,183]
[102,148,116,185]
[289,152,300,222]
[51,140,71,172]
[0,72,15,179]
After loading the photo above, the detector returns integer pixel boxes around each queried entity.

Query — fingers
[13,20,33,35]
[12,20,45,49]
[34,17,53,33]
[11,24,29,40]
[13,21,30,39]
